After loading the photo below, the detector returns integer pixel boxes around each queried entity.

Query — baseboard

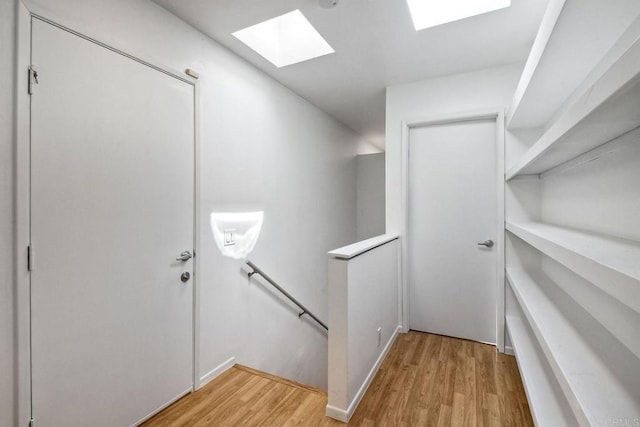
[199,356,236,388]
[326,325,401,423]
[504,345,515,356]
[326,404,350,423]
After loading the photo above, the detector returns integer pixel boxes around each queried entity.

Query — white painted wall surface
[385,64,523,235]
[327,237,400,422]
[356,153,385,241]
[346,241,399,402]
[0,1,17,426]
[15,0,361,397]
[357,139,384,155]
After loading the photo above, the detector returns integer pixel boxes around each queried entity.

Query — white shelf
[507,0,566,129]
[506,221,640,314]
[507,0,640,130]
[506,28,640,179]
[507,267,640,426]
[327,234,398,260]
[505,4,640,426]
[506,314,575,426]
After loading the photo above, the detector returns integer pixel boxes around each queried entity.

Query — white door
[408,119,497,344]
[30,19,195,426]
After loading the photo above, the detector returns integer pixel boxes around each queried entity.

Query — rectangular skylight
[232,10,335,68]
[406,0,511,31]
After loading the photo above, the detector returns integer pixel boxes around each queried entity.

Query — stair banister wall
[326,234,401,422]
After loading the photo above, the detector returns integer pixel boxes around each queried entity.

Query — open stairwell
[142,332,532,426]
[142,364,339,426]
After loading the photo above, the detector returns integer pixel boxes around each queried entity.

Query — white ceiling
[154,0,548,148]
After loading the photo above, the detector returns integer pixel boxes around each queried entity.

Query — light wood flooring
[143,331,533,426]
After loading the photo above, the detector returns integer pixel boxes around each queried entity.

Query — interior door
[30,18,195,426]
[408,119,497,344]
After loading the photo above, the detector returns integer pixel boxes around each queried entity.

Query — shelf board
[507,0,640,130]
[506,221,640,314]
[507,0,566,129]
[506,314,575,426]
[506,28,640,179]
[507,267,640,426]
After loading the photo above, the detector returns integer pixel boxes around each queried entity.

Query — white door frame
[15,4,203,424]
[399,108,506,351]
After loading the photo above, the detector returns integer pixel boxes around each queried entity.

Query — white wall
[10,0,362,404]
[327,237,400,422]
[357,139,384,155]
[385,63,523,235]
[346,242,398,401]
[0,1,17,426]
[356,153,385,240]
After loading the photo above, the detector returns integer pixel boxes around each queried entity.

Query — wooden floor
[143,331,533,426]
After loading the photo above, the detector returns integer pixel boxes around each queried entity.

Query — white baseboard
[325,404,349,423]
[199,356,236,388]
[505,345,515,356]
[326,325,401,423]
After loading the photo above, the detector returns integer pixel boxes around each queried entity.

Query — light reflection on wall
[210,211,264,259]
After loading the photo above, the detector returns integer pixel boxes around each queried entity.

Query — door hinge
[29,418,35,427]
[27,245,33,272]
[28,66,38,95]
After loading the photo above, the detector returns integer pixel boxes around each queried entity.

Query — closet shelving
[506,35,640,180]
[507,0,640,131]
[507,268,640,425]
[504,1,640,425]
[505,309,574,426]
[506,221,640,314]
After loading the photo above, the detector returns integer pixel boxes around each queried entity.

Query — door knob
[176,250,193,261]
[181,272,191,282]
[477,240,494,248]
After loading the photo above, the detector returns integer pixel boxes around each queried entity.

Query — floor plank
[143,331,533,426]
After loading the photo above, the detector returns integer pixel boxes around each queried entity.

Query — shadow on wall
[357,153,385,240]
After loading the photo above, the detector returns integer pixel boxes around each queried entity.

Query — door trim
[15,5,202,424]
[399,109,506,351]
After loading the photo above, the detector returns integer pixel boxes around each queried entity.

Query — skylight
[232,10,335,68]
[406,0,511,31]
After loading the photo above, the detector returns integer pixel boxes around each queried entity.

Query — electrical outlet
[377,327,383,347]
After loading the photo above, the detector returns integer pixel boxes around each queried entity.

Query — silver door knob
[176,250,193,261]
[477,240,494,248]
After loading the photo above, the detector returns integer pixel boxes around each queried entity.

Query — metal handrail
[245,260,328,331]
